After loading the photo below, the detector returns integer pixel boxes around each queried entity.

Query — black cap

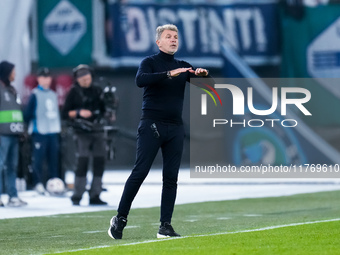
[37,67,51,77]
[73,64,91,79]
[75,68,91,78]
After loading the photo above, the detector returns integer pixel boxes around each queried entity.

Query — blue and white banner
[107,1,280,67]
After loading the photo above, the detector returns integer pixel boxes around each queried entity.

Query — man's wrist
[76,109,81,118]
[166,71,172,79]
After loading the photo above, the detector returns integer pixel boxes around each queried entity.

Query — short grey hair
[155,24,178,41]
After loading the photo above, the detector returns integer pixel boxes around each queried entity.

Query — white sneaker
[7,197,28,207]
[35,183,46,195]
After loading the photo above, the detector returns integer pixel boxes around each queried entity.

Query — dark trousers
[118,119,184,223]
[31,133,59,185]
[0,135,19,197]
[72,132,106,199]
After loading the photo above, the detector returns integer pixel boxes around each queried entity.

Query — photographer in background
[62,65,107,206]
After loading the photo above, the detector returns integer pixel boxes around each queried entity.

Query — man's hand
[79,109,92,118]
[68,109,92,119]
[169,67,193,77]
[189,68,209,76]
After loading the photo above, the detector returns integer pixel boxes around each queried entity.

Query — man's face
[37,76,52,89]
[77,74,92,88]
[156,30,178,55]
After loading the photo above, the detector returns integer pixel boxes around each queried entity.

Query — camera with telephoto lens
[99,77,119,125]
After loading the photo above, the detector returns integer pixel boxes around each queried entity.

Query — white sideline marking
[51,218,340,254]
[125,225,140,229]
[217,217,231,220]
[83,231,105,234]
[243,214,262,217]
[50,215,105,218]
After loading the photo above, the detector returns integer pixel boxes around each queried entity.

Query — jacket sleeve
[135,57,168,88]
[61,88,76,120]
[23,94,37,124]
[188,62,215,88]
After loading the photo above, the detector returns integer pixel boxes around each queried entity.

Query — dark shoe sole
[89,201,108,206]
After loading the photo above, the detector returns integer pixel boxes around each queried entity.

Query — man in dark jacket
[62,65,107,206]
[108,24,211,239]
[0,61,27,207]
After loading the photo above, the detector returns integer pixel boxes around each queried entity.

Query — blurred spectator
[23,68,61,195]
[62,65,107,206]
[0,61,27,207]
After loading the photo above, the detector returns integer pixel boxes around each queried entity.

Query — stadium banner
[37,0,92,67]
[280,5,340,125]
[106,1,280,68]
[190,77,340,178]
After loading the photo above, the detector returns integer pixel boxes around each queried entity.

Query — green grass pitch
[1,190,340,255]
